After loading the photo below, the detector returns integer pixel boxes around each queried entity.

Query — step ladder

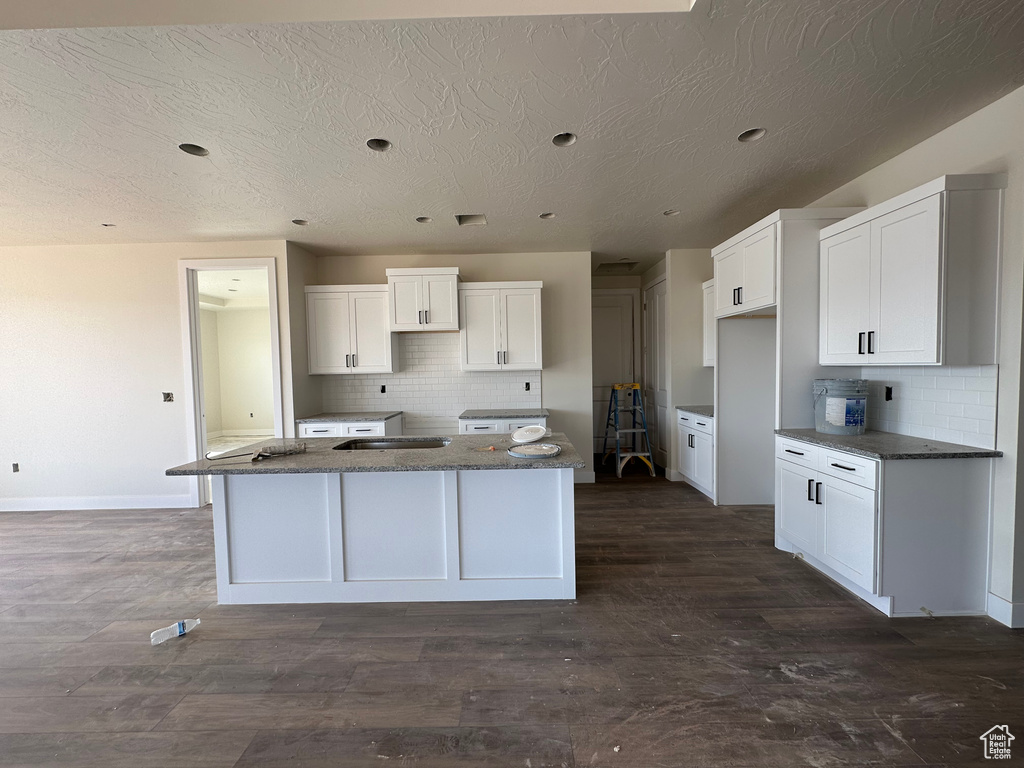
[601,383,656,478]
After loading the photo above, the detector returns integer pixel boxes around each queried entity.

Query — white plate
[511,425,548,444]
[507,443,562,458]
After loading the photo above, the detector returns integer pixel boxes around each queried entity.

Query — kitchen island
[167,433,584,604]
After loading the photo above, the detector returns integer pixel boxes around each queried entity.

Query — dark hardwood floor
[1,473,1021,766]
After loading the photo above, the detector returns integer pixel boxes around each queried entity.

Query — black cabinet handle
[868,331,875,354]
[732,287,739,306]
[807,478,814,501]
[858,332,866,354]
[737,286,742,305]
[351,354,356,367]
[312,429,329,433]
[830,462,857,472]
[473,426,489,430]
[815,482,823,505]
[785,449,805,456]
[504,351,508,364]
[355,428,372,432]
[425,310,429,324]
[497,351,501,364]
[345,354,351,367]
[690,434,695,448]
[697,422,706,427]
[418,310,423,324]
[680,416,689,421]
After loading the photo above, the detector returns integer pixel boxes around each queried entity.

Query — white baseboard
[574,470,596,484]
[667,469,682,482]
[0,495,195,512]
[221,429,275,437]
[987,592,1024,628]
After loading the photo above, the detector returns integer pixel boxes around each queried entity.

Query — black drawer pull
[680,416,689,421]
[312,429,329,433]
[831,462,857,472]
[473,426,489,430]
[355,429,372,432]
[785,449,805,456]
[697,422,706,427]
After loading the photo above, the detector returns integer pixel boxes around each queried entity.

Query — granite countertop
[296,411,402,423]
[775,428,1002,460]
[167,433,584,475]
[676,405,714,419]
[459,408,550,420]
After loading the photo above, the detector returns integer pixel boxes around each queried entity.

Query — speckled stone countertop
[295,411,402,423]
[775,429,1002,460]
[675,405,714,418]
[167,433,584,475]
[459,409,550,420]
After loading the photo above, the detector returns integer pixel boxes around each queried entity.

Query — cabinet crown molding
[712,208,864,256]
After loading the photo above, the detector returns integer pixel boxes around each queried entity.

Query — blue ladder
[601,383,656,478]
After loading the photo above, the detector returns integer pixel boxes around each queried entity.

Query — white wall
[808,84,1024,618]
[316,251,594,478]
[0,240,289,510]
[199,308,223,435]
[285,242,322,422]
[215,308,275,433]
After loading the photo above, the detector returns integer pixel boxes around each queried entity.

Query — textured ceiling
[197,268,269,305]
[1,1,1023,268]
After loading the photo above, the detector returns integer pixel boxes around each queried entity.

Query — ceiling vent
[455,214,487,227]
[594,261,640,275]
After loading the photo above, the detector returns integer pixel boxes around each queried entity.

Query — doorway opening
[591,288,642,464]
[178,259,284,507]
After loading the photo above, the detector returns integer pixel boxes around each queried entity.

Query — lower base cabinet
[297,418,403,438]
[458,417,548,435]
[775,435,990,617]
[676,411,714,497]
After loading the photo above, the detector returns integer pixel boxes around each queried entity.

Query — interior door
[820,223,871,364]
[461,289,502,370]
[349,292,390,371]
[501,289,542,369]
[870,195,942,364]
[591,292,635,453]
[643,280,669,467]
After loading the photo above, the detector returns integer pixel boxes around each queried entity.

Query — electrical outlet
[380,385,386,394]
[885,386,893,401]
[12,463,19,473]
[525,382,530,391]
[162,392,174,402]
[250,412,254,418]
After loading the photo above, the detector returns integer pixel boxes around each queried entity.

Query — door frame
[591,288,642,454]
[178,258,284,507]
[641,275,668,467]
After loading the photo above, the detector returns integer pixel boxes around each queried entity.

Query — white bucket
[813,379,868,435]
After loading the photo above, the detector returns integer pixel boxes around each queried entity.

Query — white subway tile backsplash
[322,332,542,434]
[862,365,997,449]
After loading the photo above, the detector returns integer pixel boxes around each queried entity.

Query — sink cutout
[334,438,450,451]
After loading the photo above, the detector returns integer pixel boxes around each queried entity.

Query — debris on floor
[150,618,201,645]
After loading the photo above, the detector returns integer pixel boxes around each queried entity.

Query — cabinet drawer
[689,416,713,436]
[818,449,877,490]
[298,424,340,438]
[775,437,819,470]
[506,419,547,432]
[460,421,501,434]
[343,423,385,437]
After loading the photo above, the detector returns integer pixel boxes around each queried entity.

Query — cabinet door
[739,224,776,311]
[820,223,871,365]
[349,292,393,373]
[677,426,695,478]
[702,283,716,367]
[869,195,942,364]
[388,275,423,330]
[460,290,502,370]
[306,292,351,374]
[501,288,542,369]
[777,461,817,553]
[692,431,714,492]
[819,475,876,591]
[714,247,744,317]
[423,274,459,330]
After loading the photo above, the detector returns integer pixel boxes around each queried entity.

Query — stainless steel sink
[333,438,450,451]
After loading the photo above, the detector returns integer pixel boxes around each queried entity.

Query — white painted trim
[987,592,1024,628]
[642,273,666,292]
[386,267,459,276]
[305,284,386,293]
[0,495,194,512]
[574,470,596,484]
[461,281,543,290]
[179,257,285,507]
[220,429,277,437]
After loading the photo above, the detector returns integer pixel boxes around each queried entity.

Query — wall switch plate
[885,386,893,401]
[162,392,174,402]
[12,463,18,473]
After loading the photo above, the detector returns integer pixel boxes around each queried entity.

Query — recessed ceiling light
[539,212,556,219]
[415,216,433,224]
[292,219,309,226]
[100,223,116,227]
[366,138,392,152]
[178,143,209,156]
[737,128,767,143]
[552,132,577,147]
[663,209,681,217]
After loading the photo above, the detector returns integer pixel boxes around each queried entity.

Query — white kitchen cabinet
[460,282,542,371]
[297,417,402,438]
[774,434,992,617]
[458,417,547,435]
[702,279,715,367]
[305,286,394,375]
[676,410,714,498]
[713,222,777,318]
[819,174,1005,366]
[386,268,460,331]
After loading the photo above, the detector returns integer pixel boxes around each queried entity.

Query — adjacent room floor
[0,475,1021,767]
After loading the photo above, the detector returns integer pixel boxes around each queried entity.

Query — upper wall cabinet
[386,268,460,331]
[714,223,777,317]
[460,282,542,371]
[819,174,1006,366]
[306,285,395,375]
[702,279,716,367]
